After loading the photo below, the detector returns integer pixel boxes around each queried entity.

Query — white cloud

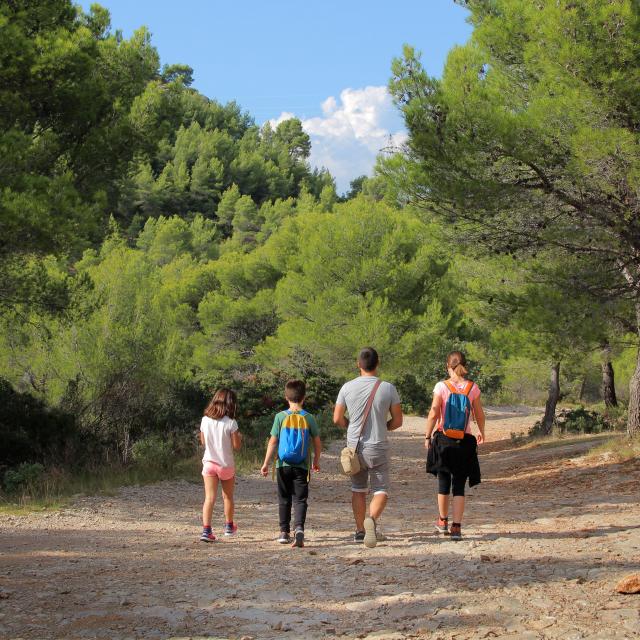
[268,86,406,193]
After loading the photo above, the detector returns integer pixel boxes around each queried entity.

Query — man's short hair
[285,379,306,403]
[358,347,379,372]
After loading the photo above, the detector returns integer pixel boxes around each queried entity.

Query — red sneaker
[200,531,217,542]
[435,517,449,534]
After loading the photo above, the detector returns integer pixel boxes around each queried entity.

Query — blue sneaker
[224,523,238,536]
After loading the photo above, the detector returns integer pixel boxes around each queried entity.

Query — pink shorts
[202,461,235,481]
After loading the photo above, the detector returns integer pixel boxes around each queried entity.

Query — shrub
[0,378,81,468]
[131,436,174,469]
[3,462,45,494]
[529,406,616,437]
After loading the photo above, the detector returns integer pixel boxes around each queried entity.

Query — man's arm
[311,435,322,471]
[386,403,403,431]
[333,403,349,429]
[260,436,279,476]
[198,431,205,446]
[231,430,242,451]
[425,395,442,448]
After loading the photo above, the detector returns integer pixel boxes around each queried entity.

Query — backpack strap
[443,380,458,394]
[355,379,383,445]
[462,380,474,396]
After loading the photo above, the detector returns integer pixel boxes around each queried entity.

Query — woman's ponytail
[446,351,468,377]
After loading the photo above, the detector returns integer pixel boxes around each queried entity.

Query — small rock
[348,558,364,565]
[615,574,640,594]
[272,621,283,631]
[480,554,499,563]
[120,598,131,606]
[308,550,318,555]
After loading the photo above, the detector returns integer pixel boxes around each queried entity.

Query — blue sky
[80,0,472,191]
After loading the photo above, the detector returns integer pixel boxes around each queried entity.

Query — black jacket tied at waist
[426,431,481,487]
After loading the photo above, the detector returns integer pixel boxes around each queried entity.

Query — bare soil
[1,407,639,640]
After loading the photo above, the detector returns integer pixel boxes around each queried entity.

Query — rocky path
[1,408,639,640]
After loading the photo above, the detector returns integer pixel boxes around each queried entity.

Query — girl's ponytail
[446,351,468,377]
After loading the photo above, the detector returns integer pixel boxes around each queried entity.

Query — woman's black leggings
[437,471,466,497]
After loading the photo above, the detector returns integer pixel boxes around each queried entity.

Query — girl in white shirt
[199,388,242,542]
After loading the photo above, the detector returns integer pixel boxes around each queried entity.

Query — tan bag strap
[355,379,383,443]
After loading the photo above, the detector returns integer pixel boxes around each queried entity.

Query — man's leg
[351,461,369,532]
[363,449,390,548]
[277,466,293,533]
[368,448,390,521]
[352,491,367,531]
[291,467,309,531]
[369,492,388,520]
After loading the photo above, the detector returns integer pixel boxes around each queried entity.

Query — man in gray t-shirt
[333,347,403,548]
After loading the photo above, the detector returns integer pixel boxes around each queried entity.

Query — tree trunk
[542,361,560,434]
[578,377,586,402]
[600,343,617,408]
[628,349,640,438]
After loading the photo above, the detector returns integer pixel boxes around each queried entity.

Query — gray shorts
[351,446,390,495]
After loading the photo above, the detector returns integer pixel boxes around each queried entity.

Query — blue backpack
[442,380,475,440]
[278,410,311,465]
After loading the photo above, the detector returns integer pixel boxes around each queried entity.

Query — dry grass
[588,433,640,462]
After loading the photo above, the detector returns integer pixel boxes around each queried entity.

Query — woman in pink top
[425,351,486,540]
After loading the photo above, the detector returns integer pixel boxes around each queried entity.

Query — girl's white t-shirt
[200,415,238,467]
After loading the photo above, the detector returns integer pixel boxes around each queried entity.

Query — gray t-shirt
[336,376,401,450]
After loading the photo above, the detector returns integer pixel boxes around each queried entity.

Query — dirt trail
[1,407,639,640]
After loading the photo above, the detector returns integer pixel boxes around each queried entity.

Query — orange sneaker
[435,516,449,534]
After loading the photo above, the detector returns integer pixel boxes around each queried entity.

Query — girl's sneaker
[435,517,449,534]
[278,531,291,544]
[200,530,217,542]
[224,523,238,536]
[450,523,462,541]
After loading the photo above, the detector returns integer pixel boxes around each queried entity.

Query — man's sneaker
[435,517,449,534]
[353,530,365,543]
[292,528,304,548]
[224,523,238,536]
[278,531,291,544]
[376,528,387,542]
[450,523,462,541]
[200,531,216,542]
[363,516,377,548]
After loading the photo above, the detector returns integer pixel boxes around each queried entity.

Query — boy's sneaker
[353,530,366,543]
[292,528,304,548]
[435,517,449,534]
[224,523,238,536]
[363,516,377,549]
[450,523,462,541]
[278,531,291,544]
[200,530,216,542]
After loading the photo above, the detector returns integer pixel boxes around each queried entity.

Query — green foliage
[529,407,615,437]
[3,463,45,494]
[131,436,174,470]
[0,377,82,469]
